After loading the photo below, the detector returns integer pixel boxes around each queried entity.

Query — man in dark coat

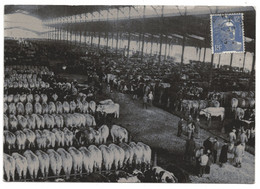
[184,136,196,163]
[203,137,214,153]
[219,141,228,167]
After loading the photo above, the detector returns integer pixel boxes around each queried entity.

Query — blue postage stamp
[211,13,244,54]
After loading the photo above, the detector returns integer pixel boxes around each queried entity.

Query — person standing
[195,147,204,175]
[234,143,245,168]
[194,118,201,139]
[143,95,148,109]
[184,135,196,163]
[239,130,248,156]
[228,129,237,152]
[199,151,209,177]
[177,118,184,137]
[212,137,220,163]
[148,91,154,106]
[187,123,195,140]
[219,141,228,167]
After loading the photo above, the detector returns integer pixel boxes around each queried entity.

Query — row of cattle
[4,113,96,131]
[4,142,152,181]
[4,94,120,117]
[4,124,111,150]
[4,100,96,116]
[180,97,255,114]
[4,124,128,152]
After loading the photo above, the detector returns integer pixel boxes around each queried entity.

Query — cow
[15,130,27,150]
[23,128,36,148]
[35,150,50,178]
[98,125,109,144]
[110,125,128,143]
[52,128,65,147]
[47,149,62,177]
[235,107,245,120]
[25,102,33,115]
[16,102,25,115]
[68,147,83,176]
[119,143,134,167]
[4,153,16,181]
[137,142,152,170]
[34,102,42,114]
[35,114,45,129]
[42,103,49,114]
[26,114,36,130]
[42,129,56,148]
[19,94,27,104]
[27,94,34,104]
[63,127,74,147]
[48,102,56,114]
[199,107,225,121]
[35,130,46,149]
[4,130,16,151]
[12,152,28,180]
[9,115,18,131]
[88,145,102,172]
[99,145,114,171]
[56,101,63,114]
[41,94,48,103]
[63,101,70,113]
[23,150,40,180]
[96,103,120,118]
[53,114,64,128]
[56,148,73,179]
[84,114,96,127]
[13,94,20,103]
[7,94,14,103]
[44,114,55,129]
[79,147,95,174]
[108,144,125,169]
[9,103,16,115]
[152,166,178,183]
[70,101,77,113]
[231,98,238,112]
[129,142,143,169]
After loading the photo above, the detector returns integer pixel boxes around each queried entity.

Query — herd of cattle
[3,63,177,183]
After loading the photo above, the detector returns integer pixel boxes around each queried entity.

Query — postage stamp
[211,13,244,54]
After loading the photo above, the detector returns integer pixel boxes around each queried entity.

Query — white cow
[96,103,120,118]
[199,107,225,121]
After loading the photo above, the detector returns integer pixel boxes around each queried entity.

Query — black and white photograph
[3,4,256,184]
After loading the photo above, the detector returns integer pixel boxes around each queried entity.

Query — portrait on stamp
[211,13,244,54]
